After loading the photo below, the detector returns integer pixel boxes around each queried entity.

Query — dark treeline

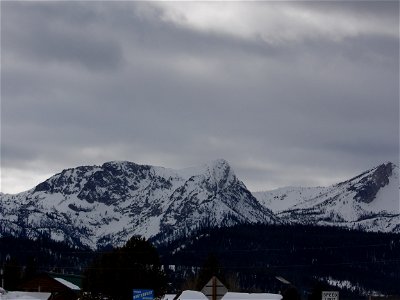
[83,236,167,300]
[0,234,93,290]
[1,224,399,299]
[158,224,400,298]
[0,234,167,300]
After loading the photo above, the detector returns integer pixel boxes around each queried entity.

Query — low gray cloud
[1,1,398,193]
[3,2,124,71]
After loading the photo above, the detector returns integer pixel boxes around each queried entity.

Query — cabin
[17,273,81,300]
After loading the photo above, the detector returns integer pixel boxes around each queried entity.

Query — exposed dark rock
[349,162,393,203]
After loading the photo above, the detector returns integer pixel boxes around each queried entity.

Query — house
[17,273,81,300]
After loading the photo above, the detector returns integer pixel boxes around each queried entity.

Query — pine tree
[195,254,225,291]
[4,257,22,290]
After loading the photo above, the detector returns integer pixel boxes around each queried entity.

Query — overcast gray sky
[1,1,399,194]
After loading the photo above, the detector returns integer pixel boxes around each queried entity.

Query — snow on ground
[170,291,283,300]
[0,292,51,300]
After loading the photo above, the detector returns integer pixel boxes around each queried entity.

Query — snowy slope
[254,162,400,232]
[0,159,277,249]
[159,160,276,241]
[253,186,329,213]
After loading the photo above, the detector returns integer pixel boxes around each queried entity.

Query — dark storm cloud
[1,1,398,193]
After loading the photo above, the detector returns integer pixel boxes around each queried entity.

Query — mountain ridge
[1,160,398,249]
[254,162,399,233]
[0,159,278,249]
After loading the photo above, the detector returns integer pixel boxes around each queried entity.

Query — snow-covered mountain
[254,162,400,233]
[0,159,277,249]
[1,160,398,249]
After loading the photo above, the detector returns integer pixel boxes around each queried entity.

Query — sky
[1,1,399,194]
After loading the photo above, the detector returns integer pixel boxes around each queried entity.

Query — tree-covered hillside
[158,224,400,298]
[0,234,93,290]
[1,224,399,299]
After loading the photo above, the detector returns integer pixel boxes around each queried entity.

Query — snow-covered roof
[176,291,209,300]
[53,277,80,290]
[161,294,177,300]
[222,292,282,300]
[0,291,51,300]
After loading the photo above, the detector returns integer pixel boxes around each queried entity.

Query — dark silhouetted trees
[84,236,167,300]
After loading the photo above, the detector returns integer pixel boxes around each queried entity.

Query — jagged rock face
[347,162,393,203]
[76,162,167,205]
[0,159,277,249]
[34,166,100,195]
[254,162,400,233]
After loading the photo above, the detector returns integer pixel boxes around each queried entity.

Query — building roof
[18,273,81,296]
[222,293,282,300]
[53,278,80,291]
[47,273,82,290]
[176,291,209,300]
[161,294,177,300]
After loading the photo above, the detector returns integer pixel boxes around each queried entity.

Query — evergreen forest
[1,224,399,300]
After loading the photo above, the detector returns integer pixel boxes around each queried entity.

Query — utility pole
[1,268,4,289]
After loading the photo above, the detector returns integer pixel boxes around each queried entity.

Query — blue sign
[133,289,154,300]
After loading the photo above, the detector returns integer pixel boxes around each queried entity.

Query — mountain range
[254,161,399,232]
[0,159,398,249]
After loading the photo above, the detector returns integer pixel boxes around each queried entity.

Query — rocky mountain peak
[347,162,398,203]
[203,159,236,190]
[1,158,278,248]
[33,165,99,194]
[254,161,399,233]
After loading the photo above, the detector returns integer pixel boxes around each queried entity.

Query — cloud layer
[1,1,399,193]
